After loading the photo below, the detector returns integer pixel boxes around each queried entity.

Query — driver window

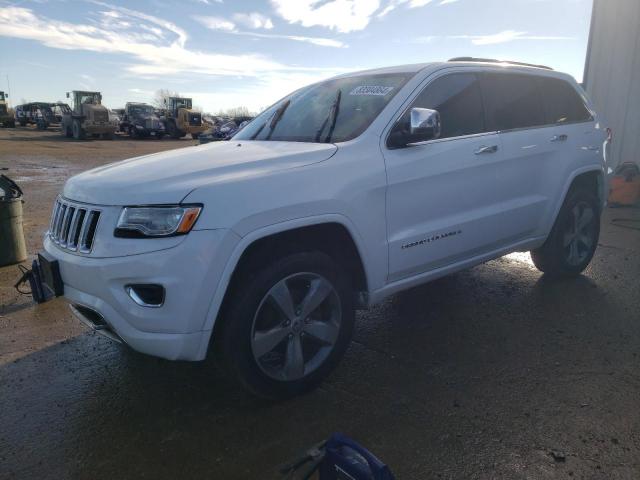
[388,72,485,146]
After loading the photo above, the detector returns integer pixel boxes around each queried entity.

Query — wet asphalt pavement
[1,131,639,479]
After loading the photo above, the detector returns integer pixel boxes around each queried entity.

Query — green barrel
[0,197,28,267]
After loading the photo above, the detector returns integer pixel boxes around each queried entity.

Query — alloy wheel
[251,272,342,382]
[563,201,597,266]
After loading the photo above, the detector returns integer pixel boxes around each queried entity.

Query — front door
[383,70,540,283]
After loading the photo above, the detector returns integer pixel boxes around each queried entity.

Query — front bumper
[85,124,118,134]
[43,228,237,361]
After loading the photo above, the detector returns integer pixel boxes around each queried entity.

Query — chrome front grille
[145,118,160,129]
[49,198,101,253]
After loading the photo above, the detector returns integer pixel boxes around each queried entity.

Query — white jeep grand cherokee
[41,59,609,398]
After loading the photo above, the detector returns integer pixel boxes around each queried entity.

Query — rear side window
[480,73,545,131]
[537,77,592,124]
[388,72,485,146]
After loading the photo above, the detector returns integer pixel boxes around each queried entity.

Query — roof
[333,58,557,80]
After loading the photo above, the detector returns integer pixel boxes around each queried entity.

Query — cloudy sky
[0,0,593,113]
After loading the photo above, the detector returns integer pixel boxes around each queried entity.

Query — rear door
[534,76,599,228]
[479,72,562,238]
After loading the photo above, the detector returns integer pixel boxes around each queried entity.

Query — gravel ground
[1,127,639,479]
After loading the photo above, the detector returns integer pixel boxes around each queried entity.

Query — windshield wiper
[314,89,342,143]
[265,99,291,140]
[250,99,290,141]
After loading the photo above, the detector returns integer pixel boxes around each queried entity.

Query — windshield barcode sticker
[349,86,395,96]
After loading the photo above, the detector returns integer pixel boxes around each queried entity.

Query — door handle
[475,145,498,155]
[550,134,568,142]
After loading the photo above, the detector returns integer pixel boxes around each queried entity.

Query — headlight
[115,205,202,238]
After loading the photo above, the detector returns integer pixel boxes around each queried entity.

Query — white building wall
[584,0,640,168]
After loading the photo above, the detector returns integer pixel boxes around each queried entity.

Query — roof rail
[448,57,553,70]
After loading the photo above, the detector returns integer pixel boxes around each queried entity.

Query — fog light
[126,284,165,307]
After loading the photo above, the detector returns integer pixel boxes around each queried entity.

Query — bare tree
[215,106,252,117]
[152,89,180,109]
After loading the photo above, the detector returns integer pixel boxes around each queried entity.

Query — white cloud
[0,5,337,79]
[197,15,236,31]
[232,31,346,48]
[232,12,274,30]
[438,0,459,4]
[376,0,433,18]
[195,15,345,47]
[451,30,575,45]
[270,0,380,33]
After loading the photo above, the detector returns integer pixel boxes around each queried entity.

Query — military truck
[119,102,165,139]
[0,91,15,128]
[61,91,118,140]
[161,97,207,139]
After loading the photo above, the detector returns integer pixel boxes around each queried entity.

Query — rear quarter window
[480,73,546,131]
[536,77,592,124]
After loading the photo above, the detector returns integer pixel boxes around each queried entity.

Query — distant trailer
[584,0,640,169]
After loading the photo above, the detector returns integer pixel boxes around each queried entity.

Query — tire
[72,120,85,140]
[531,187,600,277]
[218,251,355,399]
[128,126,138,139]
[64,124,73,138]
[166,121,181,139]
[191,133,200,140]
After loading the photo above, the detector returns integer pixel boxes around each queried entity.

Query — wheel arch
[546,166,605,239]
[564,167,605,210]
[196,215,371,359]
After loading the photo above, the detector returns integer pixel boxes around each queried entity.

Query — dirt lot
[1,127,639,479]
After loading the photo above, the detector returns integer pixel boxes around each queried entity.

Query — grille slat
[49,198,100,253]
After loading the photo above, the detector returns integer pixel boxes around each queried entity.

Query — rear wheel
[218,251,355,399]
[531,187,600,277]
[72,120,85,140]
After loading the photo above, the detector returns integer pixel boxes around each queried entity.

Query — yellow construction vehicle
[0,91,15,128]
[161,97,207,139]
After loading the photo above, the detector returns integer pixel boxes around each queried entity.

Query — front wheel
[531,187,600,277]
[218,251,355,399]
[72,119,85,140]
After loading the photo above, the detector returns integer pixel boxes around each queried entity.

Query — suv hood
[63,141,337,205]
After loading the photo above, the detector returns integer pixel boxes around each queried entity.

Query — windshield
[129,105,155,116]
[235,72,414,143]
[78,93,100,105]
[173,98,192,109]
[0,92,5,101]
